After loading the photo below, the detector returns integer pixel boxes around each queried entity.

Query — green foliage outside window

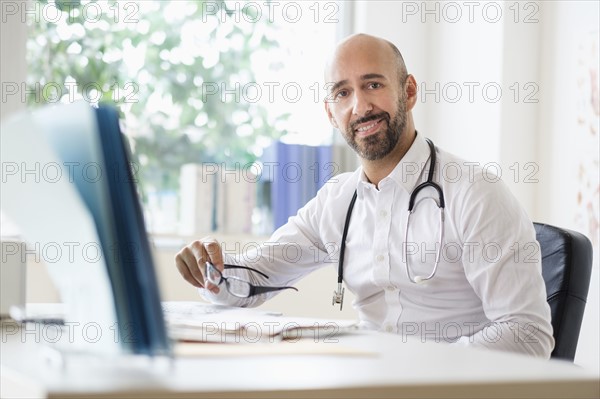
[26,0,288,202]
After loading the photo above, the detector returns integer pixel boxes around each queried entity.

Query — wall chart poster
[575,29,599,266]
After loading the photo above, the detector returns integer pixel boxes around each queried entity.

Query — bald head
[323,33,418,166]
[325,33,408,87]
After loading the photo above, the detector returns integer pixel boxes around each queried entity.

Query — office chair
[534,222,593,361]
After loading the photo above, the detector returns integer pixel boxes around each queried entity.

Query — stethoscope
[333,138,445,310]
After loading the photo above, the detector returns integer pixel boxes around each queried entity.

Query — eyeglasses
[205,262,299,298]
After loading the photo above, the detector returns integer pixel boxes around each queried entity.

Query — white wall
[354,0,538,211]
[354,0,599,374]
[0,1,27,122]
[536,0,600,374]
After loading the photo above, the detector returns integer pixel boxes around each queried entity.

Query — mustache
[350,112,390,131]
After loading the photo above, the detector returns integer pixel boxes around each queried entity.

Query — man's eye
[335,90,349,98]
[368,82,382,89]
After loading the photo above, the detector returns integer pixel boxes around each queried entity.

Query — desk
[1,319,598,398]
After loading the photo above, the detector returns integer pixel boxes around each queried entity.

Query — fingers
[201,236,224,271]
[199,237,222,293]
[175,246,204,289]
[174,237,223,294]
[188,241,209,286]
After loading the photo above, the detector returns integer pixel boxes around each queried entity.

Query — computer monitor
[92,105,170,355]
[0,102,170,356]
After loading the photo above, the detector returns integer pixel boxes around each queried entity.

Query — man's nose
[352,91,373,117]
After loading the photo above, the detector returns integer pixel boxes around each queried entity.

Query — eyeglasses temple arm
[223,263,270,279]
[250,286,299,296]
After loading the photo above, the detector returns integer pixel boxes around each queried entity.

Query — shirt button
[385,325,394,333]
[380,210,388,218]
[376,255,385,262]
[386,286,395,291]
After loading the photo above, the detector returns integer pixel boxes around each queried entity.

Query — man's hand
[175,237,223,294]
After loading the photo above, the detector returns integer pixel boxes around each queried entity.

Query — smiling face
[344,85,407,161]
[325,35,415,162]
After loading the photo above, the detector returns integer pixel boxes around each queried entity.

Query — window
[26,0,342,235]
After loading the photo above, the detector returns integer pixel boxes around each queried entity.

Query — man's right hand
[174,237,224,294]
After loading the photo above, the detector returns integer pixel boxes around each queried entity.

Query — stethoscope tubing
[334,138,445,308]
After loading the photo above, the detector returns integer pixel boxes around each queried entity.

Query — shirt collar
[356,131,432,198]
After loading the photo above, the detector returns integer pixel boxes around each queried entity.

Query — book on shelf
[179,164,256,236]
[179,163,217,236]
[179,142,334,236]
[263,142,333,230]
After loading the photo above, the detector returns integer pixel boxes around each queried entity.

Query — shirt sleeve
[453,175,554,358]
[200,180,335,308]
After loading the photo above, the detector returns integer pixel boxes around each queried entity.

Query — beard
[343,97,407,161]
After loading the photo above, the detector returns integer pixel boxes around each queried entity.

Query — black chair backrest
[534,223,593,361]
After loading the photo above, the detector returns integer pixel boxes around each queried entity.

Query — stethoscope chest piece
[332,283,345,310]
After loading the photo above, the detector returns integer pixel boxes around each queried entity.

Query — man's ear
[405,74,418,111]
[324,100,339,128]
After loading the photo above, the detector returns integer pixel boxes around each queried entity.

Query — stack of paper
[162,301,359,344]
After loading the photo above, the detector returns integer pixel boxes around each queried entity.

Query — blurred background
[1,0,598,373]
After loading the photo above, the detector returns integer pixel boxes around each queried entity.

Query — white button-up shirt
[202,133,554,357]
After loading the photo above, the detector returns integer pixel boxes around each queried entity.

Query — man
[175,34,554,357]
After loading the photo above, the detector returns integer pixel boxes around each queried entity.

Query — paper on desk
[162,301,282,320]
[162,301,360,344]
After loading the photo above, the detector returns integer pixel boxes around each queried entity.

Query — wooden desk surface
[1,319,598,399]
